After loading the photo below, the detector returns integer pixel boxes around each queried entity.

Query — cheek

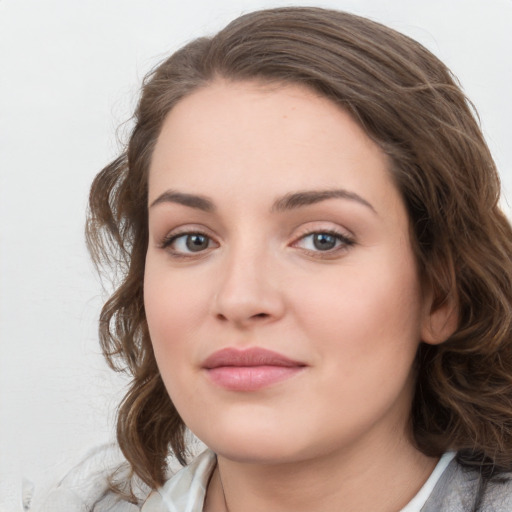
[296,252,423,373]
[287,255,424,441]
[143,258,209,383]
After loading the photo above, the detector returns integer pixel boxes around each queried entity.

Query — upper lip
[202,347,306,369]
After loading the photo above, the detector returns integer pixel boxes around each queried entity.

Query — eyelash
[160,230,218,257]
[160,229,355,258]
[292,229,355,258]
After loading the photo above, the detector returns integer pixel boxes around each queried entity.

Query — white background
[1,0,511,497]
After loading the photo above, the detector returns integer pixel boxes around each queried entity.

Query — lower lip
[205,365,304,391]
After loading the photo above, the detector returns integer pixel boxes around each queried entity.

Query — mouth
[202,347,307,391]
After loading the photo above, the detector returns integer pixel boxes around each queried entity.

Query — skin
[144,80,452,511]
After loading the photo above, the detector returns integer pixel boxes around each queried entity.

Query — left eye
[166,233,213,253]
[295,232,352,252]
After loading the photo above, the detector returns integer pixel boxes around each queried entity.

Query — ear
[421,291,458,345]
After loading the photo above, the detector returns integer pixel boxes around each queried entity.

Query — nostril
[215,312,270,323]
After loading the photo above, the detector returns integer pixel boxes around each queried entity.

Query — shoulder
[31,444,151,512]
[423,457,512,512]
[481,472,512,511]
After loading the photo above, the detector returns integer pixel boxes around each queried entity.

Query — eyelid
[291,221,355,242]
[290,224,356,258]
[293,230,354,248]
[159,225,220,254]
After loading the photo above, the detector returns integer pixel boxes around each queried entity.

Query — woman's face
[144,80,435,464]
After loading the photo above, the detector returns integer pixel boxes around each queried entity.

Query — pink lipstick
[202,347,306,391]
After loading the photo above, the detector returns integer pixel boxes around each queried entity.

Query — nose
[213,244,285,328]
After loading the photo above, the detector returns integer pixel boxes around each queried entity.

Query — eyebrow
[149,188,376,214]
[271,189,376,214]
[149,190,215,212]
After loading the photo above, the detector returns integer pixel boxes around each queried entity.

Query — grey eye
[167,233,212,253]
[294,231,354,254]
[185,234,210,252]
[312,233,338,251]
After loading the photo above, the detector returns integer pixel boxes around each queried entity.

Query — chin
[191,421,324,465]
[209,439,306,465]
[181,400,280,455]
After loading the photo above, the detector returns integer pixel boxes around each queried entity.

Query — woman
[40,6,512,511]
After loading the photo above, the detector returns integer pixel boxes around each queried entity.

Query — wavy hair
[86,7,512,489]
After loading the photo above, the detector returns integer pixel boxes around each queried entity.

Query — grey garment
[34,445,512,511]
[422,458,512,512]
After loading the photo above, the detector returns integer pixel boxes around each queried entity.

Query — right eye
[163,232,216,254]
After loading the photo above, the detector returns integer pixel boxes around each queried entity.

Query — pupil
[313,233,336,251]
[186,234,208,252]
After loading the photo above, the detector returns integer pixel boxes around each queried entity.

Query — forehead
[148,80,403,220]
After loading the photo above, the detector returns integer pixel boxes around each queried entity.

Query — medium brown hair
[86,7,512,488]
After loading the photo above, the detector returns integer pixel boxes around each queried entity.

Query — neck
[204,430,438,512]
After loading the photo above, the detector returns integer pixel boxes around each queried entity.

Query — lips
[202,347,306,391]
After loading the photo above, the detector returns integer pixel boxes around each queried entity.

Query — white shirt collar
[141,449,216,512]
[141,449,455,512]
[399,451,456,512]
